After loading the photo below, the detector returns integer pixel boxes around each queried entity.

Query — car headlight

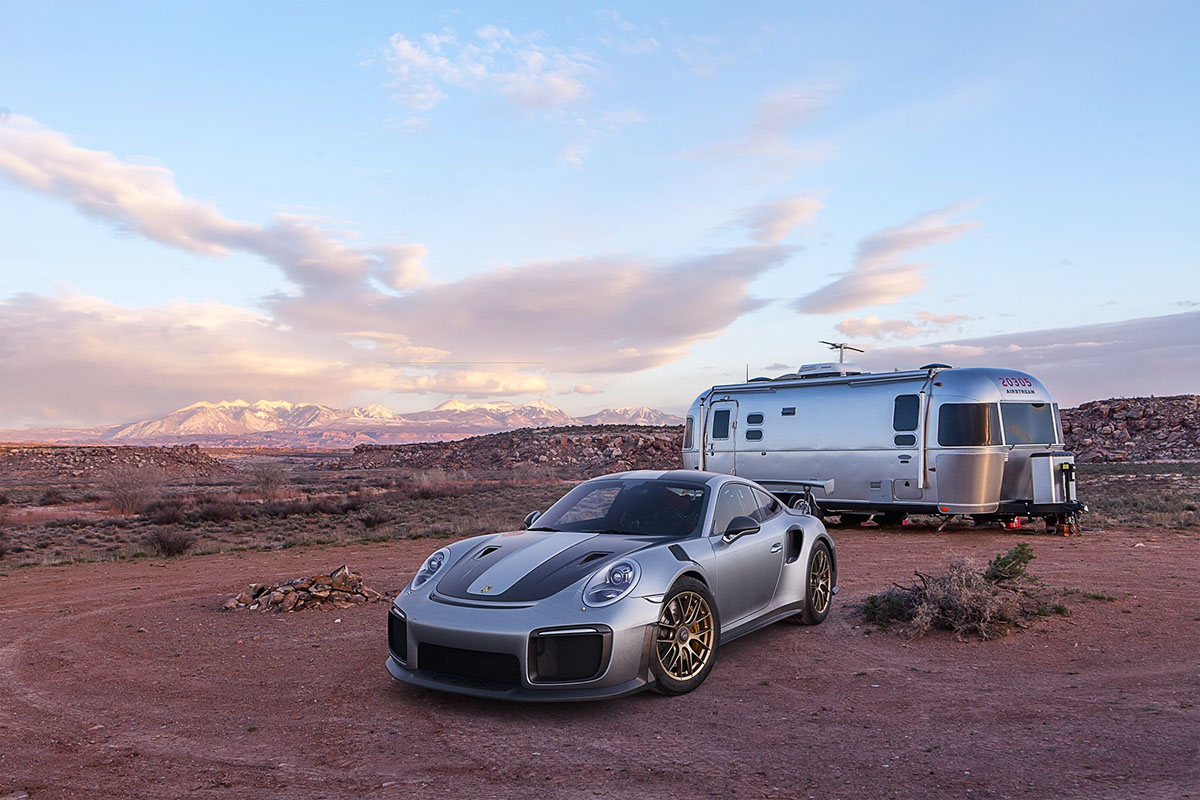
[583,559,641,607]
[408,547,450,591]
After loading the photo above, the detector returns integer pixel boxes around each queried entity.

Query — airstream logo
[998,376,1037,395]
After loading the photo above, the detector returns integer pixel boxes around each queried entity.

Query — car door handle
[770,543,783,553]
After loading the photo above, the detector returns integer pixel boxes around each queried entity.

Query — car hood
[433,530,661,603]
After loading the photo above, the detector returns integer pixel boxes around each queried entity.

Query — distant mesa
[2,398,684,447]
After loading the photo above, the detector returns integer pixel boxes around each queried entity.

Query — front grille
[532,633,604,682]
[418,643,521,688]
[388,610,408,664]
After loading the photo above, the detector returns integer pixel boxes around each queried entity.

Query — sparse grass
[860,544,1048,640]
[1077,463,1200,529]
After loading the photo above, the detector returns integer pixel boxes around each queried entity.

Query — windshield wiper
[527,526,563,532]
[582,529,640,536]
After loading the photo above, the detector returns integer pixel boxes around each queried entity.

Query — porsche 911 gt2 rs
[386,470,836,701]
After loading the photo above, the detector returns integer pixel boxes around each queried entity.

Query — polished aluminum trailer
[682,362,1085,531]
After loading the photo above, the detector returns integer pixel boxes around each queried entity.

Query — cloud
[558,108,644,168]
[836,310,975,341]
[793,204,981,314]
[560,383,604,395]
[0,115,432,294]
[380,26,593,113]
[685,82,837,171]
[737,194,823,243]
[857,312,1200,406]
[0,116,795,426]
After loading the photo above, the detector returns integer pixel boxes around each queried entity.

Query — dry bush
[37,488,68,506]
[147,527,196,557]
[861,544,1041,640]
[102,465,164,515]
[412,468,449,485]
[142,499,187,525]
[247,463,288,501]
[0,512,11,559]
[0,492,10,505]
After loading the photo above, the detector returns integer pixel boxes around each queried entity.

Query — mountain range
[1,399,683,447]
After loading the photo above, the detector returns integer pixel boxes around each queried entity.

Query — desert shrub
[38,488,68,506]
[359,504,394,529]
[0,492,10,505]
[860,544,1044,640]
[147,527,196,557]
[101,465,164,515]
[142,499,188,525]
[190,501,246,523]
[246,463,288,501]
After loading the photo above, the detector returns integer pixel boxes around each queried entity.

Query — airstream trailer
[682,362,1085,533]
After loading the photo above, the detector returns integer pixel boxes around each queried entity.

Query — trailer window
[1001,402,1059,445]
[746,429,763,441]
[746,412,764,425]
[684,416,695,449]
[938,403,1001,447]
[893,395,920,431]
[711,409,731,440]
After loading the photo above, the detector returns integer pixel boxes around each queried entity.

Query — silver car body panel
[682,365,1083,519]
[386,470,835,701]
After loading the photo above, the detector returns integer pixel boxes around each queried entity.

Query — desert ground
[0,452,1197,799]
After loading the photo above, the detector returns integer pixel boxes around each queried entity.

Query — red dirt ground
[1,527,1196,799]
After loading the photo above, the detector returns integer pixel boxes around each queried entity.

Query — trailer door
[892,394,923,500]
[704,400,738,475]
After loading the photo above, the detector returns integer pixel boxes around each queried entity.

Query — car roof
[591,469,732,487]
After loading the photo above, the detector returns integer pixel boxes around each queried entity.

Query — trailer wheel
[838,513,871,527]
[877,512,907,527]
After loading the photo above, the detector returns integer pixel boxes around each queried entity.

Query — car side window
[710,484,750,535]
[750,488,781,522]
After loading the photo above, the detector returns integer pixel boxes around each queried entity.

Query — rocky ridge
[340,424,684,476]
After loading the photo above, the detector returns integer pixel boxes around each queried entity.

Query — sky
[1,0,1197,428]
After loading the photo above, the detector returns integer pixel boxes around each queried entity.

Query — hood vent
[476,546,500,559]
[579,551,611,565]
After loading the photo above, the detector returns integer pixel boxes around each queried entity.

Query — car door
[709,482,785,624]
[703,400,738,475]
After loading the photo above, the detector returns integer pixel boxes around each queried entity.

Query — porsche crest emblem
[480,586,492,593]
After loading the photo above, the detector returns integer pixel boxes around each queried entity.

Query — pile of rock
[0,443,235,480]
[339,424,684,477]
[223,565,382,612]
[1062,395,1199,462]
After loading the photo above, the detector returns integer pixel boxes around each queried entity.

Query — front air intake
[387,609,408,664]
[531,632,605,682]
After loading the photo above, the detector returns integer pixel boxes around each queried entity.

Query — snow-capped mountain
[13,398,682,446]
[578,406,685,426]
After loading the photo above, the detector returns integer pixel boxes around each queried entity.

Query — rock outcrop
[1062,395,1198,462]
[0,443,236,480]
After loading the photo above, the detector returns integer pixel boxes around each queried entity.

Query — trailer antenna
[818,341,864,364]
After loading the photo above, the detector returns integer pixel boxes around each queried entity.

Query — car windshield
[534,479,709,538]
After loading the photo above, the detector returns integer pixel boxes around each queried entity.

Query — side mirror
[523,510,542,529]
[722,515,760,543]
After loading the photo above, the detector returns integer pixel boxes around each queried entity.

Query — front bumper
[386,589,661,702]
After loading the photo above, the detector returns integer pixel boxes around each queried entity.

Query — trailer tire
[837,513,871,527]
[790,495,823,521]
[877,512,907,527]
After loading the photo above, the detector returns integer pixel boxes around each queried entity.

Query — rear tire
[650,578,720,696]
[799,541,834,625]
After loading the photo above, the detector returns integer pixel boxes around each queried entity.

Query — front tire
[650,578,719,696]
[799,541,834,625]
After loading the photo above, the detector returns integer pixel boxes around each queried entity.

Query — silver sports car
[386,470,837,701]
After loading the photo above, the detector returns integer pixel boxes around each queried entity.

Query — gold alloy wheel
[809,548,832,615]
[655,591,715,681]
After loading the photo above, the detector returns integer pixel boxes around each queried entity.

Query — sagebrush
[861,544,1044,640]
